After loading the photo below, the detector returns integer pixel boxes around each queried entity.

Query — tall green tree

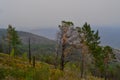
[12,28,21,55]
[91,45,115,79]
[76,22,101,78]
[7,25,13,54]
[6,25,21,56]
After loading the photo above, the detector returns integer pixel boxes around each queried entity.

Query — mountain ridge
[0,28,55,45]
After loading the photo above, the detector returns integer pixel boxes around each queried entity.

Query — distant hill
[0,28,56,55]
[0,28,55,45]
[28,28,58,40]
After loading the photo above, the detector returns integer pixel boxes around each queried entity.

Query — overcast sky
[0,0,120,30]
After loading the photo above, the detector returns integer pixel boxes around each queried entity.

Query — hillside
[0,28,120,80]
[0,28,55,45]
[0,28,56,55]
[0,53,103,80]
[1,28,120,61]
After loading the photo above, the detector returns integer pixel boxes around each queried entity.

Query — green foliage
[62,20,74,26]
[50,69,63,80]
[22,52,27,60]
[7,25,21,56]
[0,67,8,80]
[76,22,115,78]
[33,65,50,80]
[10,48,15,57]
[0,53,105,80]
[9,68,25,78]
[39,53,56,65]
[65,62,80,71]
[0,21,119,80]
[76,22,101,78]
[25,69,34,80]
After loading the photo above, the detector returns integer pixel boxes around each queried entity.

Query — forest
[0,21,120,80]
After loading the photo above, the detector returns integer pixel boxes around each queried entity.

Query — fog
[0,0,120,29]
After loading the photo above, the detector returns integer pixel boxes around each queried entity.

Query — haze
[0,0,120,30]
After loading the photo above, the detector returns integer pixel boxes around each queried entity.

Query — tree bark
[33,56,35,67]
[60,44,65,71]
[28,38,31,64]
[81,53,85,78]
[8,43,11,55]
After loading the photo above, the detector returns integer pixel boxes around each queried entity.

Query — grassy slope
[0,53,103,80]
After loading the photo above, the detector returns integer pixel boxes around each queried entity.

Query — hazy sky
[0,0,120,30]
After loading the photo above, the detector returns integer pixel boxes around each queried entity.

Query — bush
[33,65,50,80]
[39,53,56,65]
[0,67,8,80]
[9,68,25,79]
[50,69,63,80]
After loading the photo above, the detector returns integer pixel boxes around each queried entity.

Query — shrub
[0,67,8,80]
[9,68,25,79]
[33,65,50,80]
[50,69,63,80]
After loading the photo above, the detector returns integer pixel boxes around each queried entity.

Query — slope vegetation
[0,53,103,80]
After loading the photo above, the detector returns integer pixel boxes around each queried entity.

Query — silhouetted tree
[33,56,35,67]
[0,43,3,52]
[28,37,32,64]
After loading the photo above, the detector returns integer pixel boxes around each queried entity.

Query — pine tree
[11,28,21,56]
[6,25,21,56]
[76,22,101,78]
[7,25,12,54]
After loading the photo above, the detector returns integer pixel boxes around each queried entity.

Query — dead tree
[33,56,35,67]
[58,21,74,71]
[28,37,32,64]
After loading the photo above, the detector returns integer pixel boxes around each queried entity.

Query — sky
[0,0,120,30]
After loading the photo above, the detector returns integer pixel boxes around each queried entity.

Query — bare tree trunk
[8,43,11,55]
[81,53,85,78]
[60,44,65,71]
[80,44,88,79]
[104,63,108,80]
[33,56,35,67]
[28,38,31,64]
